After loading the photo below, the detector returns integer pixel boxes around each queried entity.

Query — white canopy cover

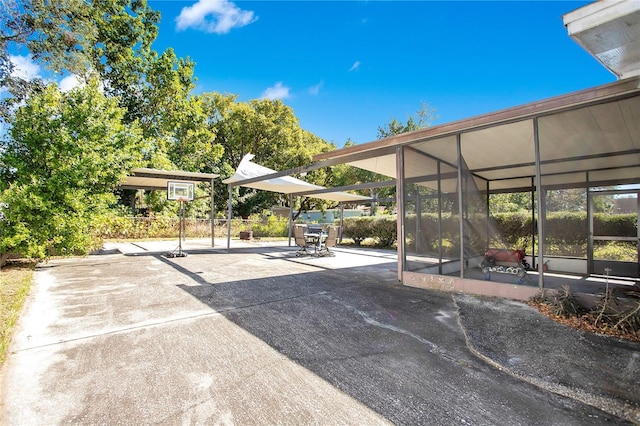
[223,154,369,202]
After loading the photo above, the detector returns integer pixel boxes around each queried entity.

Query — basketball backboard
[167,181,194,201]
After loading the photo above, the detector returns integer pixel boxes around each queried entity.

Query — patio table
[304,231,327,255]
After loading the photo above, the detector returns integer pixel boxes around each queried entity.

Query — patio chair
[317,226,338,257]
[294,225,313,256]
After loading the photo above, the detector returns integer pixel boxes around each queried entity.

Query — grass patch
[0,260,35,365]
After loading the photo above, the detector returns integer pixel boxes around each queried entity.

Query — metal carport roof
[121,168,219,190]
[120,168,220,247]
[313,76,640,194]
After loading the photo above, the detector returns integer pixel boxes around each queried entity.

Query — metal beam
[290,179,395,197]
[457,134,464,279]
[533,118,545,290]
[471,148,640,175]
[396,146,406,281]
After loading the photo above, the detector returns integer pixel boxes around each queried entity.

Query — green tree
[327,140,394,216]
[0,81,146,265]
[340,102,438,215]
[24,0,159,100]
[139,50,222,172]
[377,101,438,139]
[489,192,532,214]
[1,0,160,121]
[205,93,336,217]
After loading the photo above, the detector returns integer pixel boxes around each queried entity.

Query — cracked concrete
[2,239,638,424]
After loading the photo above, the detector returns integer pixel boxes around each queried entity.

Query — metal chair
[317,226,338,257]
[294,225,313,256]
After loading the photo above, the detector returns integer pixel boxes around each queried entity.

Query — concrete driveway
[2,240,638,424]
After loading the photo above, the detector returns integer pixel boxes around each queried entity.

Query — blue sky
[10,1,618,146]
[148,0,618,146]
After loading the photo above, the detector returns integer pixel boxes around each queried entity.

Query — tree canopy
[0,0,344,260]
[0,0,445,262]
[0,81,145,263]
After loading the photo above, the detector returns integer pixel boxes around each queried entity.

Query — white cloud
[309,81,324,95]
[59,74,82,92]
[9,55,41,80]
[261,82,290,100]
[175,0,257,34]
[349,61,361,72]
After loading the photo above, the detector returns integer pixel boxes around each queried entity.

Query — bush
[251,215,289,238]
[342,217,374,246]
[373,216,397,247]
[91,209,636,259]
[492,212,532,247]
[548,285,583,318]
[488,211,635,258]
[593,286,640,334]
[594,213,637,237]
[593,241,637,262]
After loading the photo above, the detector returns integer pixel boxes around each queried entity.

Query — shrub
[251,215,289,238]
[594,213,637,237]
[593,241,637,262]
[530,286,639,341]
[373,216,397,247]
[593,285,640,334]
[548,285,583,318]
[342,217,374,246]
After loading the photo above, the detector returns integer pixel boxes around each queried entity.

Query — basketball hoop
[167,181,194,202]
[165,181,194,258]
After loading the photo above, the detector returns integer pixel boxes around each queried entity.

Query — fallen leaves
[529,301,640,343]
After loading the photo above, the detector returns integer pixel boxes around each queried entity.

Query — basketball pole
[165,181,193,258]
[166,197,188,258]
[177,200,185,256]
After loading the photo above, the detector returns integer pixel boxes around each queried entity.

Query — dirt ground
[529,299,640,343]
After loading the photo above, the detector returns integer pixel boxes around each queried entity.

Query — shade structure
[121,168,219,190]
[223,154,369,202]
[120,167,219,247]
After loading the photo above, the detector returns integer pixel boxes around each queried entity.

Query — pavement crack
[354,309,440,353]
[451,295,640,424]
[12,310,222,352]
[324,295,470,365]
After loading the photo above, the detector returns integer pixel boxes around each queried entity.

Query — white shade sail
[223,154,370,202]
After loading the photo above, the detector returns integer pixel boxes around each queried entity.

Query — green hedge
[343,212,635,257]
[406,211,636,258]
[93,216,245,240]
[251,215,290,238]
[94,212,636,259]
[342,216,398,247]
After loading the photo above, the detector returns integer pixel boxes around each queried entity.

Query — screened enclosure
[312,77,640,298]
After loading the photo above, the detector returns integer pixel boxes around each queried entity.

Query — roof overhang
[563,0,640,79]
[121,168,219,190]
[313,77,640,193]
